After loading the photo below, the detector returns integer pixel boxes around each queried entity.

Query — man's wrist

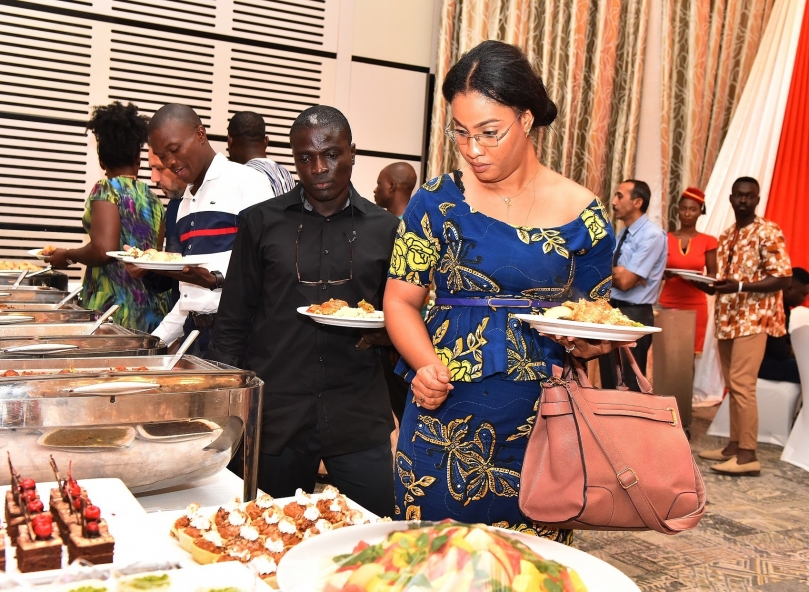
[210,270,225,290]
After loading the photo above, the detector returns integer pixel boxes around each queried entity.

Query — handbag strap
[564,379,705,534]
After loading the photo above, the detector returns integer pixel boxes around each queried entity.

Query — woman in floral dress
[383,41,616,542]
[47,102,168,332]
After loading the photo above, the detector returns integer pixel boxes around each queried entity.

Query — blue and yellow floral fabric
[389,172,614,540]
[389,171,615,383]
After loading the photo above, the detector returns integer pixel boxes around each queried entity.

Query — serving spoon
[165,330,199,370]
[55,286,83,309]
[85,304,119,335]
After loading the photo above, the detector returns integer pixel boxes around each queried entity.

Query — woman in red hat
[659,187,718,352]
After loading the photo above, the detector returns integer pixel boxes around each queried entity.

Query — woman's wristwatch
[738,281,744,293]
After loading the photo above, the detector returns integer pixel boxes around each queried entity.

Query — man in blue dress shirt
[600,179,667,391]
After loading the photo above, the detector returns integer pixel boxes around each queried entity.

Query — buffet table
[135,468,246,513]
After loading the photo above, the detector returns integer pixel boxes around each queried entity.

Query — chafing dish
[0,287,69,304]
[0,325,165,359]
[0,303,84,312]
[0,321,125,338]
[0,355,263,499]
[0,309,100,324]
[0,271,69,291]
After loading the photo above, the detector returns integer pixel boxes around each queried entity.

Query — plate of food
[29,246,57,260]
[118,248,208,271]
[515,299,661,342]
[665,268,715,284]
[0,261,42,272]
[297,299,384,329]
[276,520,639,592]
[160,486,383,589]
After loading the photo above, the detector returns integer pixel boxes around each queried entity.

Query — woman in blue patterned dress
[47,102,169,332]
[384,41,617,543]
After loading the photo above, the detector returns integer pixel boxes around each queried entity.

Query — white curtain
[692,0,807,404]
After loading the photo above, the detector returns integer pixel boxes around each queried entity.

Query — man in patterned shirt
[227,111,296,197]
[698,177,792,476]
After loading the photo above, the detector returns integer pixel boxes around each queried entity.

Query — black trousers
[258,430,395,519]
[599,302,655,392]
[182,315,212,357]
[758,357,801,384]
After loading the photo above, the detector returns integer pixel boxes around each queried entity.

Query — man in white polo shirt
[147,104,274,354]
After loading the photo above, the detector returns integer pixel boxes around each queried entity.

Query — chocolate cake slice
[49,487,83,537]
[16,522,62,573]
[0,527,6,571]
[66,519,114,565]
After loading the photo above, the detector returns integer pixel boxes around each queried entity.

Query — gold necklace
[484,169,538,223]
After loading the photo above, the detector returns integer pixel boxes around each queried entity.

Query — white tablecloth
[134,469,249,513]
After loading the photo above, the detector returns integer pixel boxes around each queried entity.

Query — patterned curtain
[660,0,776,229]
[426,0,649,204]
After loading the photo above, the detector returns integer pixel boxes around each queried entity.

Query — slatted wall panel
[108,27,215,124]
[0,0,337,280]
[228,46,323,173]
[232,0,327,49]
[111,0,217,29]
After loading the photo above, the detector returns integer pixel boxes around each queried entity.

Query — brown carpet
[573,406,809,591]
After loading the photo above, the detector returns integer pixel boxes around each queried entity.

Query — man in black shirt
[208,106,398,517]
[758,267,809,383]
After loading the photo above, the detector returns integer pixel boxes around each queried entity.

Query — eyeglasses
[295,200,357,285]
[445,111,524,147]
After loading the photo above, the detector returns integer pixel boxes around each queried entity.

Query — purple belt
[433,297,545,308]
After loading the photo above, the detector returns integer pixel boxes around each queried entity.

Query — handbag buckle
[667,407,677,427]
[617,468,638,489]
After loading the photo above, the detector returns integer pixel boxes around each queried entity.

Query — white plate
[276,521,640,592]
[105,251,131,261]
[665,268,715,284]
[120,256,207,271]
[0,315,34,324]
[296,306,385,329]
[28,248,51,260]
[0,477,171,585]
[515,314,661,342]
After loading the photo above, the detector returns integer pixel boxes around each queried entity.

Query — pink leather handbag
[518,349,705,535]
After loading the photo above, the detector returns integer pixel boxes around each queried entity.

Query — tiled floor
[573,406,809,591]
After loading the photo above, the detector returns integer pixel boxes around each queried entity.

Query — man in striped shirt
[147,104,275,355]
[227,111,296,196]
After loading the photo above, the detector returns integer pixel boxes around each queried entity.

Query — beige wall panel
[352,0,436,67]
[348,63,428,156]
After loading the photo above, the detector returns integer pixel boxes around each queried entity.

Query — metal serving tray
[0,356,263,499]
[0,287,69,303]
[0,354,251,389]
[0,327,166,359]
[0,271,69,291]
[0,303,84,312]
[0,309,101,324]
[0,321,127,338]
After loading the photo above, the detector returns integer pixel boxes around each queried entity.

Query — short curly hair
[87,101,148,169]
